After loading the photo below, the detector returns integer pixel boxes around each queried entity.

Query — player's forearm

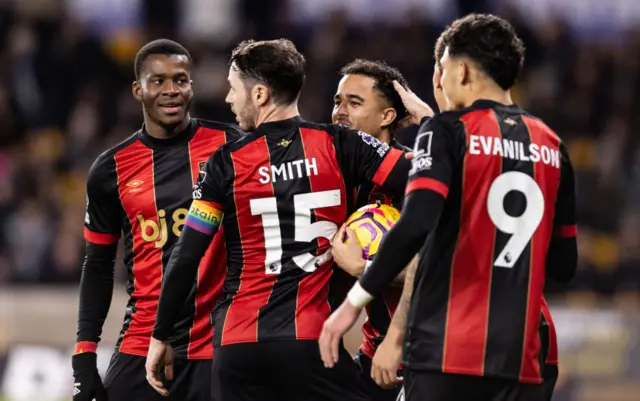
[354,267,404,285]
[389,255,418,336]
[153,226,212,341]
[390,267,408,287]
[356,191,443,301]
[76,243,117,345]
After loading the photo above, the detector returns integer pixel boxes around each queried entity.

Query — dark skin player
[133,53,193,138]
[72,49,197,401]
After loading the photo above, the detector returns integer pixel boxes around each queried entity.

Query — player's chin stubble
[240,107,257,131]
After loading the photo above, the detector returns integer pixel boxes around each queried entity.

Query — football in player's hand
[344,203,400,260]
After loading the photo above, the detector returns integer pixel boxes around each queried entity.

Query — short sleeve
[333,126,408,189]
[405,117,456,199]
[552,143,577,238]
[84,155,122,245]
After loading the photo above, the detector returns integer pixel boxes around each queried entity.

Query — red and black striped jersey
[403,100,576,383]
[192,116,408,346]
[82,118,242,359]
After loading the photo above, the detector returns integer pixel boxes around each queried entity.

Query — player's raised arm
[333,126,410,198]
[352,116,456,304]
[546,143,578,283]
[152,149,227,340]
[73,155,122,401]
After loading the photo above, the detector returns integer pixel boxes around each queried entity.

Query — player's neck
[463,88,513,108]
[255,103,300,129]
[145,115,191,139]
[377,129,392,145]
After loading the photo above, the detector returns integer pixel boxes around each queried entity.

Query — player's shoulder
[518,111,564,147]
[299,119,340,135]
[301,120,379,145]
[192,118,245,141]
[87,132,140,186]
[423,109,469,131]
[91,132,139,173]
[415,113,467,149]
[294,119,349,143]
[213,129,263,156]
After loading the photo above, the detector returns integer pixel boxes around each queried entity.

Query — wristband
[347,282,374,308]
[74,341,98,355]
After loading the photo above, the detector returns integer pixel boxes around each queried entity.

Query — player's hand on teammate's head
[72,352,107,401]
[145,338,174,396]
[331,224,366,277]
[392,80,435,125]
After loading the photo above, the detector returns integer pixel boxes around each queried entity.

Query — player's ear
[132,81,143,102]
[252,84,269,107]
[380,107,397,129]
[459,60,471,86]
[432,65,442,90]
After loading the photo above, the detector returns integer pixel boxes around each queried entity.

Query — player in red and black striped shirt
[148,39,410,401]
[72,39,242,401]
[320,14,577,401]
[330,59,414,401]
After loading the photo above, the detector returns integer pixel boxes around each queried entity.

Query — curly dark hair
[134,39,192,80]
[340,59,409,129]
[230,39,306,105]
[435,13,525,90]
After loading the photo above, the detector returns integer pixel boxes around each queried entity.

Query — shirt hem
[402,363,544,384]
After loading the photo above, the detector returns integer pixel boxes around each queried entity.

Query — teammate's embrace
[148,38,410,401]
[72,39,242,401]
[321,14,577,401]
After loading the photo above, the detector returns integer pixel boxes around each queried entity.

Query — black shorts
[104,352,211,401]
[354,350,402,401]
[539,317,558,401]
[401,369,544,401]
[212,340,370,401]
[542,364,558,401]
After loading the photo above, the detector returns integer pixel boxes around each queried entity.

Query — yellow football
[344,203,401,260]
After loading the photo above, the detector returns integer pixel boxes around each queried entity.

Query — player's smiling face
[136,54,193,127]
[225,64,258,132]
[332,74,394,139]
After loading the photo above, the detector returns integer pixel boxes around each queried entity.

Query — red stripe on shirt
[372,148,403,186]
[83,227,119,245]
[405,177,449,198]
[186,126,228,359]
[553,224,577,238]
